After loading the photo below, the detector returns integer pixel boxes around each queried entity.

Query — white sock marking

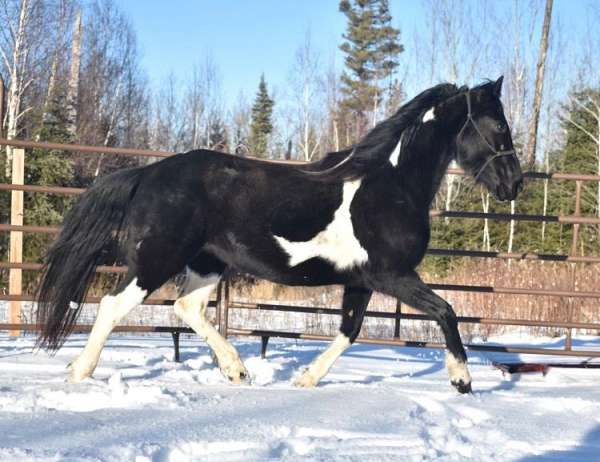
[69,278,147,381]
[295,334,351,387]
[422,107,435,122]
[445,352,471,384]
[275,180,368,270]
[174,269,246,382]
[389,138,402,166]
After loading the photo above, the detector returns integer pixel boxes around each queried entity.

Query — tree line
[0,0,599,283]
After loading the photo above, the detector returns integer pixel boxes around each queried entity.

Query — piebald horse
[36,77,522,393]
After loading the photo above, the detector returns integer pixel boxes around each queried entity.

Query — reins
[457,91,518,182]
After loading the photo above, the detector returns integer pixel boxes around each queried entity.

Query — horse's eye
[497,123,506,131]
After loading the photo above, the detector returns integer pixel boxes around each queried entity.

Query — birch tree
[416,0,495,224]
[65,9,82,137]
[182,56,222,150]
[77,0,148,178]
[230,91,251,156]
[525,0,553,168]
[289,31,324,162]
[0,0,39,176]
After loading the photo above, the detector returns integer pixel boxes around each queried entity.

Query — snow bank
[0,333,599,461]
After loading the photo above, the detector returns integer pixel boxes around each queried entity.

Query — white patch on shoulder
[389,138,402,167]
[275,180,368,271]
[422,107,436,122]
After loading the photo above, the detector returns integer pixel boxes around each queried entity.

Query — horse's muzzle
[495,175,523,202]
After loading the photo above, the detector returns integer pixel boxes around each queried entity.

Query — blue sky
[115,0,418,101]
[115,0,589,105]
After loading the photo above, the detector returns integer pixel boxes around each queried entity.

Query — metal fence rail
[0,137,599,358]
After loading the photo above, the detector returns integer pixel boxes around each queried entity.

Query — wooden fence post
[9,148,24,336]
[393,300,402,338]
[218,278,230,338]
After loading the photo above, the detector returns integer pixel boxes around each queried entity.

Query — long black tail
[36,167,145,351]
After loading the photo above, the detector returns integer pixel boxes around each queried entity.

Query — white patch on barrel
[274,180,368,271]
[422,107,435,122]
[389,138,402,167]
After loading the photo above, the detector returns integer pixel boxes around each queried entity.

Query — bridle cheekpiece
[457,91,518,182]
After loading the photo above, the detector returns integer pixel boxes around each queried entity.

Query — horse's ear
[493,76,504,97]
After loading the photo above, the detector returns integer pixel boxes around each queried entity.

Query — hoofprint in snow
[1,334,600,461]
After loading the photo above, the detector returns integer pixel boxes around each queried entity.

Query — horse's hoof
[294,371,318,388]
[66,362,92,383]
[451,380,472,394]
[221,361,250,385]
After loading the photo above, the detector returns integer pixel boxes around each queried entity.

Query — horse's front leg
[374,270,472,393]
[295,286,372,387]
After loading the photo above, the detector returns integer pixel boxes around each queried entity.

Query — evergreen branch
[565,116,599,144]
[572,96,600,123]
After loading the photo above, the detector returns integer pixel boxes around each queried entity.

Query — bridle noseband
[457,91,518,182]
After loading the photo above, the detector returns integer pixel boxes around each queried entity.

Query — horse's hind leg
[173,254,248,383]
[68,273,147,382]
[295,286,372,387]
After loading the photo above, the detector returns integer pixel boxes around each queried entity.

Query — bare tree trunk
[0,75,5,135]
[3,0,32,177]
[333,116,340,152]
[481,191,490,251]
[41,54,59,128]
[525,0,553,168]
[66,10,82,138]
[444,167,456,223]
[541,157,549,243]
[508,200,516,254]
[94,81,122,177]
[597,110,600,219]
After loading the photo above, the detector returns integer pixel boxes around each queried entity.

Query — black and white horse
[36,77,522,393]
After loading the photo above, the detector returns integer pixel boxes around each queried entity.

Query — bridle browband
[457,91,518,182]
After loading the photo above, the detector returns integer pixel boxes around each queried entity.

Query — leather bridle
[457,91,518,182]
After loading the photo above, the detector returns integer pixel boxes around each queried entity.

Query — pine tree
[23,85,75,289]
[249,75,275,158]
[338,0,403,141]
[550,88,600,255]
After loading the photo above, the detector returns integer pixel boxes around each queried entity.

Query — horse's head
[454,77,523,202]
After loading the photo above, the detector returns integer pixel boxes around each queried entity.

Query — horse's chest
[274,180,368,271]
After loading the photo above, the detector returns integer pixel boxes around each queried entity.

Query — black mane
[302,83,461,182]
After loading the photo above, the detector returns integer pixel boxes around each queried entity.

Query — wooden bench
[0,323,195,362]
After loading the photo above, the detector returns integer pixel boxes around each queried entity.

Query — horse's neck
[406,103,465,206]
[397,136,456,208]
[423,147,455,207]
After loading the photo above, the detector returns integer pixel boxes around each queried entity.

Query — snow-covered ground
[1,333,600,461]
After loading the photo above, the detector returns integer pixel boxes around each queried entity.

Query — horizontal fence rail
[0,137,599,360]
